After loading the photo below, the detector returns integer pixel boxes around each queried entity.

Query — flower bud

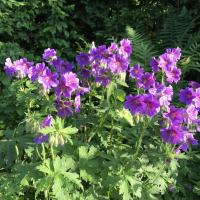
[54,135,58,147]
[58,135,65,146]
[49,135,55,146]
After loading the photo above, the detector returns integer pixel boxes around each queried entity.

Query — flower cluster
[4,48,90,118]
[76,39,131,86]
[125,47,199,152]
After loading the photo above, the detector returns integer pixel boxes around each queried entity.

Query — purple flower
[158,53,174,72]
[180,133,198,151]
[142,94,160,116]
[74,94,81,113]
[179,87,195,105]
[4,58,16,78]
[38,68,59,92]
[89,45,108,61]
[77,87,90,95]
[165,67,181,84]
[95,75,111,87]
[55,72,79,99]
[159,85,173,110]
[42,48,57,60]
[108,42,118,53]
[150,57,159,72]
[14,58,33,78]
[41,115,53,128]
[124,94,145,115]
[193,88,200,108]
[166,47,181,62]
[81,69,91,79]
[56,100,73,118]
[28,63,47,82]
[119,39,132,57]
[129,64,144,80]
[141,72,155,90]
[185,104,198,124]
[161,125,185,144]
[51,58,73,74]
[76,52,90,67]
[34,134,49,144]
[163,106,185,125]
[188,81,200,89]
[108,54,129,74]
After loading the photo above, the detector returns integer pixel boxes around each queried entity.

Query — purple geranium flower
[163,106,186,125]
[180,133,198,151]
[142,94,160,116]
[81,69,91,79]
[4,58,16,78]
[165,67,181,84]
[141,72,155,90]
[108,42,118,53]
[161,125,185,144]
[55,72,79,99]
[76,52,90,67]
[179,87,195,105]
[185,104,198,124]
[42,48,57,60]
[129,64,144,80]
[51,58,73,74]
[74,94,81,113]
[119,39,132,57]
[124,94,145,115]
[193,88,200,108]
[108,54,129,74]
[150,57,159,72]
[56,100,73,118]
[38,68,59,92]
[14,58,33,78]
[28,63,47,82]
[34,134,49,144]
[158,53,174,72]
[166,47,181,62]
[188,81,200,89]
[41,115,53,128]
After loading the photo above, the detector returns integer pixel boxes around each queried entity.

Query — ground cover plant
[0,39,200,199]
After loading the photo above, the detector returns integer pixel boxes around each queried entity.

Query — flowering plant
[1,39,200,199]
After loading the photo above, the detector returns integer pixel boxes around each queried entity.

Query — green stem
[36,146,43,160]
[88,110,109,142]
[133,126,145,159]
[50,145,55,160]
[41,143,46,162]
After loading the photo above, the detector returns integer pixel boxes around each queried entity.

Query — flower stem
[41,143,46,162]
[133,125,145,159]
[50,145,55,160]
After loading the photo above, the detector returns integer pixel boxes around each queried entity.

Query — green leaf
[119,180,131,200]
[115,89,126,102]
[63,172,83,190]
[61,126,78,136]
